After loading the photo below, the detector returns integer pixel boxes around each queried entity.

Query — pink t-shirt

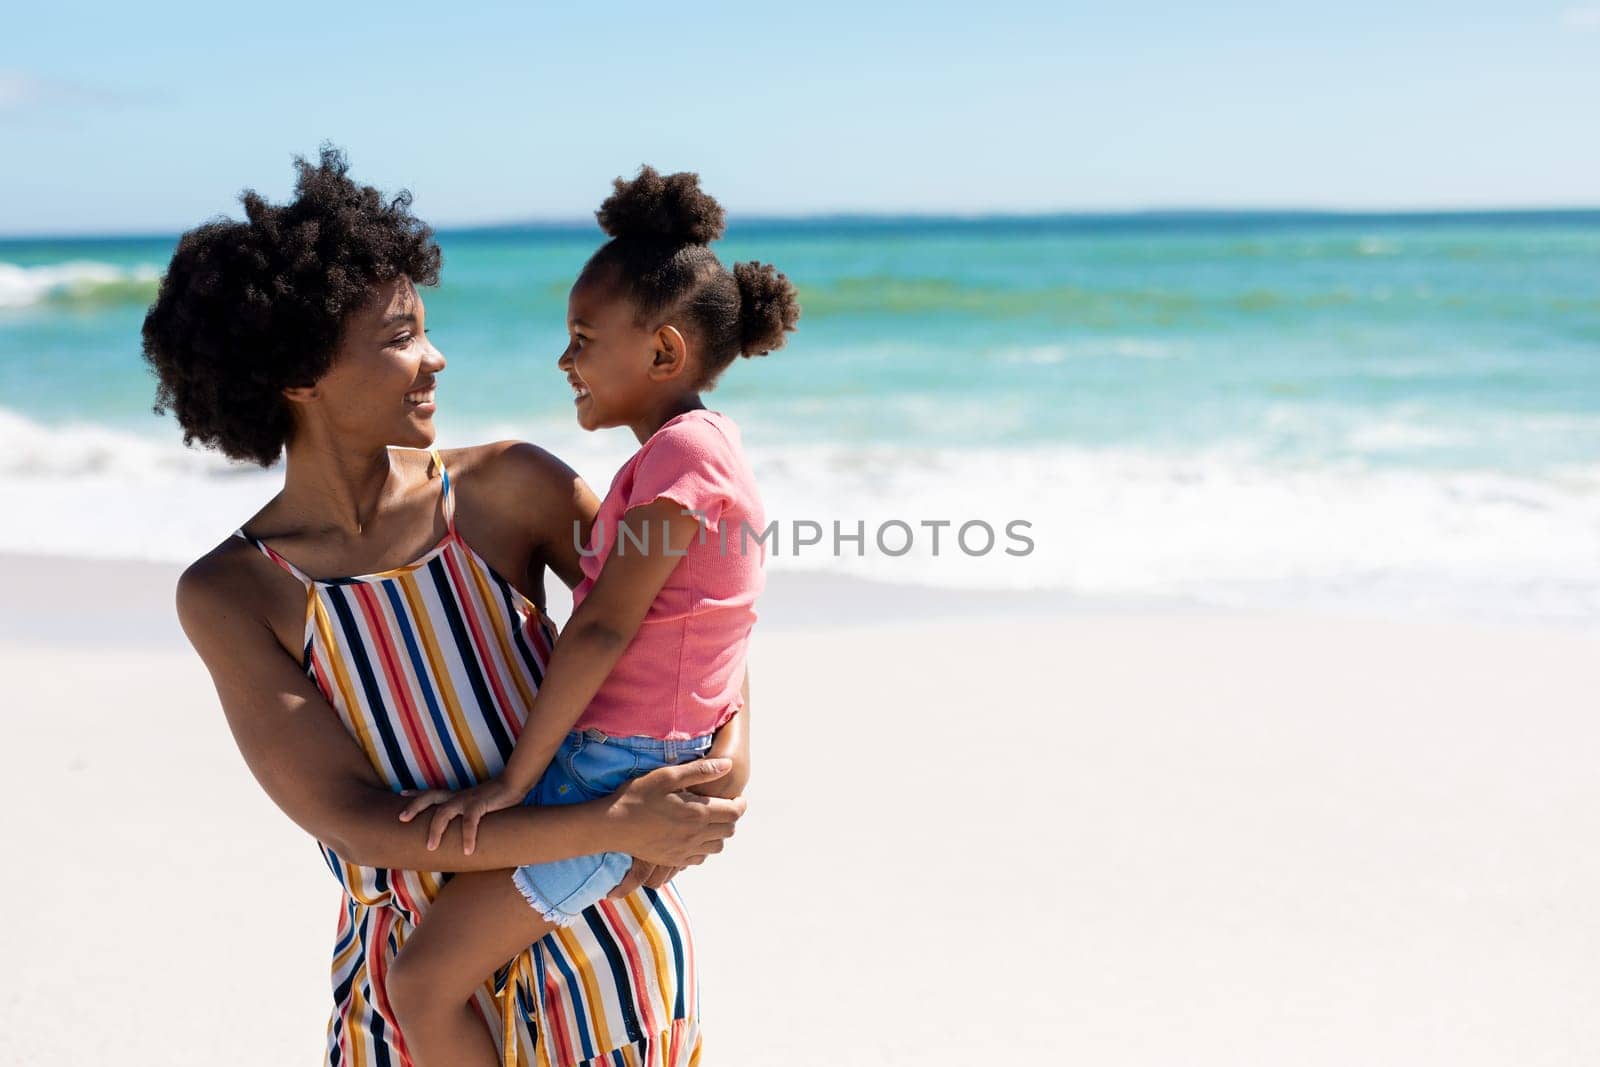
[571,409,766,740]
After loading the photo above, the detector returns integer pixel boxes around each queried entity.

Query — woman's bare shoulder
[177,537,264,611]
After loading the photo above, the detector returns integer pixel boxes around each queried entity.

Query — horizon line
[3,204,1599,243]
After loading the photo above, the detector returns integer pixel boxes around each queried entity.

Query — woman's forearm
[329,782,621,871]
[326,763,743,872]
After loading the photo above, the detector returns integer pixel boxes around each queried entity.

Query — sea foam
[2,407,1594,628]
[0,260,160,309]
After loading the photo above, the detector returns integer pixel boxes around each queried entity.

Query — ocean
[1,212,1596,626]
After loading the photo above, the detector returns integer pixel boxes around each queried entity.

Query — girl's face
[558,272,660,432]
[289,275,447,450]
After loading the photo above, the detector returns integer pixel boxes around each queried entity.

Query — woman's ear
[649,325,690,381]
[281,384,320,405]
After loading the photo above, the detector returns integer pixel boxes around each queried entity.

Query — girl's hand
[604,759,745,868]
[397,778,528,854]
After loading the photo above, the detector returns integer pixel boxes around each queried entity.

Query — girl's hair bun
[733,261,801,357]
[595,165,726,245]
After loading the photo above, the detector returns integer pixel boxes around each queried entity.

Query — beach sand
[2,555,1597,1064]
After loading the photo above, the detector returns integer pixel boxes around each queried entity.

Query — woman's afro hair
[582,165,799,387]
[141,145,441,466]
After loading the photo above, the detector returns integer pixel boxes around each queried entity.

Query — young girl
[385,166,799,1066]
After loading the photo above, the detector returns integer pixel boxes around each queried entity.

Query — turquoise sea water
[1,213,1596,623]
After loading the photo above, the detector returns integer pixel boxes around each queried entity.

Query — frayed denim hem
[510,868,587,929]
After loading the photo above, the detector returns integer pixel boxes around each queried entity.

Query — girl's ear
[282,384,320,404]
[649,324,690,381]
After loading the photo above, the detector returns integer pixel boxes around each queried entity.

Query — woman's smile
[405,381,438,414]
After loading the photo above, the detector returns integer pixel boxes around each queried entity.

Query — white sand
[3,555,1597,1064]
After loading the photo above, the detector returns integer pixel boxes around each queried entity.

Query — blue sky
[2,1,1598,234]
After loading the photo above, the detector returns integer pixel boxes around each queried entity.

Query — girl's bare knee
[386,943,437,1027]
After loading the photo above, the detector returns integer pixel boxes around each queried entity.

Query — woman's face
[293,275,446,450]
[558,271,658,432]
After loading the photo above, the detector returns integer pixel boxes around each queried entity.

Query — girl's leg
[388,868,556,1067]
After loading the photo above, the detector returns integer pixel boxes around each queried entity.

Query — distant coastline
[5,206,1600,246]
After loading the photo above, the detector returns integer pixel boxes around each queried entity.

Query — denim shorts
[511,726,716,926]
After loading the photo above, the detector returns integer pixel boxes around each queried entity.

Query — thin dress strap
[235,529,313,587]
[431,448,457,536]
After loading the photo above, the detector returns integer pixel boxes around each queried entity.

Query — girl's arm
[526,450,751,800]
[526,450,753,802]
[500,498,707,788]
[176,549,743,873]
[400,498,709,850]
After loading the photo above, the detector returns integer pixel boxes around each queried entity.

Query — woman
[144,148,749,1066]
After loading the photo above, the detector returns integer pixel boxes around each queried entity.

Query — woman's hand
[608,701,752,895]
[622,772,745,888]
[397,778,528,854]
[603,759,746,868]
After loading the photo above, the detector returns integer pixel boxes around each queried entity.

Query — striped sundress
[238,449,703,1067]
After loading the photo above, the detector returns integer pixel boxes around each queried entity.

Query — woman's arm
[175,551,742,872]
